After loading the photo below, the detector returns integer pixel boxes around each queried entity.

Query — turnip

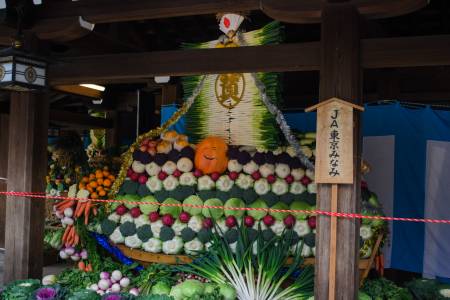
[59,250,69,259]
[80,249,88,260]
[129,288,139,296]
[55,210,64,219]
[119,277,130,288]
[111,270,122,281]
[63,207,73,217]
[89,283,99,291]
[98,279,110,291]
[42,274,57,285]
[70,253,80,261]
[111,283,121,293]
[99,271,110,280]
[97,290,104,296]
[62,217,74,226]
[64,247,75,256]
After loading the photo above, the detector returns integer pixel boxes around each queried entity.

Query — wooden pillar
[0,114,9,248]
[315,3,362,300]
[4,92,49,282]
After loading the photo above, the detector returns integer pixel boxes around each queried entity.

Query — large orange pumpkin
[195,137,229,174]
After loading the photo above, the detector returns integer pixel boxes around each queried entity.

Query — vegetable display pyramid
[102,131,386,257]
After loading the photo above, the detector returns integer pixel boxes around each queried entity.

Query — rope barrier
[1,191,450,224]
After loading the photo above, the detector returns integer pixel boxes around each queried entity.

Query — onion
[111,270,122,281]
[89,283,99,291]
[111,283,121,292]
[63,207,73,217]
[99,271,110,280]
[97,290,104,296]
[55,210,64,219]
[98,279,110,290]
[70,254,80,261]
[64,247,75,255]
[129,288,139,296]
[119,277,130,288]
[80,249,88,260]
[59,250,69,259]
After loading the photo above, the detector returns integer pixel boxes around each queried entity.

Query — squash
[194,136,228,174]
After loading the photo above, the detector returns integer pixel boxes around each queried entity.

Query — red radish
[202,217,213,229]
[283,215,296,228]
[267,174,276,184]
[193,169,203,178]
[158,171,168,180]
[149,212,160,222]
[162,214,174,226]
[300,175,312,186]
[285,175,294,184]
[179,211,191,223]
[127,169,134,177]
[139,145,148,152]
[138,175,148,184]
[307,216,316,229]
[130,207,141,218]
[225,216,237,228]
[228,171,239,180]
[211,172,220,181]
[244,215,255,227]
[173,169,182,178]
[263,214,275,226]
[251,171,262,180]
[130,172,139,182]
[116,205,127,216]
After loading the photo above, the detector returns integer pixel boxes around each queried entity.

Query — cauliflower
[235,174,254,190]
[291,168,305,180]
[172,220,187,236]
[120,213,134,224]
[162,161,177,175]
[275,164,290,178]
[216,175,234,192]
[259,163,275,178]
[179,172,197,186]
[125,234,143,249]
[110,227,125,244]
[198,175,215,191]
[307,183,317,194]
[290,182,306,195]
[146,176,162,193]
[213,218,229,235]
[243,161,259,175]
[135,215,151,228]
[162,236,184,254]
[145,162,161,176]
[271,220,285,236]
[108,212,121,223]
[254,178,270,195]
[143,238,162,253]
[151,220,164,239]
[163,175,179,191]
[177,157,193,173]
[184,238,204,255]
[271,179,289,195]
[228,160,243,173]
[132,161,146,173]
[188,215,203,233]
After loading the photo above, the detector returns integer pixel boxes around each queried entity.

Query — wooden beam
[362,35,450,68]
[47,35,450,85]
[49,110,114,129]
[48,42,320,85]
[315,3,362,299]
[30,0,426,24]
[4,92,48,282]
[53,85,103,99]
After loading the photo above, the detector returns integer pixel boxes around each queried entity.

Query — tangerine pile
[79,166,115,199]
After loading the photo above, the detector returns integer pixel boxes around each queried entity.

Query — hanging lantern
[0,43,47,91]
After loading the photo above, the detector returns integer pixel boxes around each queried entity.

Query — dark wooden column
[315,3,362,300]
[0,114,9,248]
[4,92,49,282]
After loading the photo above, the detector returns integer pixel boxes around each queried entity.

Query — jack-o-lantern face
[194,137,229,174]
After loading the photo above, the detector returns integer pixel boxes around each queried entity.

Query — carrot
[380,254,384,277]
[75,202,86,218]
[86,263,92,272]
[62,226,71,243]
[92,207,98,216]
[78,261,86,271]
[84,201,92,225]
[73,232,79,246]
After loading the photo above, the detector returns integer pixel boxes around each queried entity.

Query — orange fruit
[98,190,106,197]
[89,174,95,181]
[87,186,93,193]
[82,176,89,183]
[108,175,115,181]
[103,179,111,187]
[97,178,104,185]
[78,183,85,190]
[102,170,110,177]
[96,186,104,191]
[89,181,98,188]
[90,192,98,199]
[95,171,103,179]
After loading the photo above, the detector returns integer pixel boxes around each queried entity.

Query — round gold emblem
[24,67,37,83]
[215,73,245,109]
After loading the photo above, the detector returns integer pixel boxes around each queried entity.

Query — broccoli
[137,184,152,197]
[216,191,230,202]
[122,180,139,195]
[246,228,258,243]
[101,219,118,236]
[197,228,212,244]
[119,221,137,237]
[243,189,258,204]
[154,190,169,203]
[280,193,296,205]
[262,229,275,241]
[181,227,196,242]
[136,224,153,242]
[285,229,300,246]
[198,190,215,201]
[261,192,279,207]
[225,229,239,244]
[229,186,244,199]
[160,226,175,242]
[304,232,316,247]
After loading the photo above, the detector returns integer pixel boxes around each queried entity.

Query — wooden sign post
[306,97,364,300]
